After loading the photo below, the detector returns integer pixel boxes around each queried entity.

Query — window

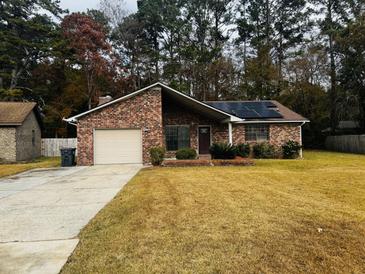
[165,125,190,151]
[245,124,269,142]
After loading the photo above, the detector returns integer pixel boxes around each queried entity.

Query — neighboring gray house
[0,102,42,162]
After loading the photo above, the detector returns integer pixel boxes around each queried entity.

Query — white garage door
[94,129,142,164]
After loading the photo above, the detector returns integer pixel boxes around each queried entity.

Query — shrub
[176,148,197,160]
[236,143,250,158]
[150,147,165,166]
[209,143,237,159]
[253,142,276,159]
[282,140,302,159]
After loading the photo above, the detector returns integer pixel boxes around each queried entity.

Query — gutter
[233,120,310,124]
[63,117,77,126]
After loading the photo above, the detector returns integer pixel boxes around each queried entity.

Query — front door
[198,126,211,154]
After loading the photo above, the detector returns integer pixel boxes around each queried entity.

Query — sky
[59,0,138,14]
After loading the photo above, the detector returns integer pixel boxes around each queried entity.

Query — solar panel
[259,109,283,118]
[206,101,283,119]
[209,102,233,113]
[235,109,261,118]
[263,101,277,108]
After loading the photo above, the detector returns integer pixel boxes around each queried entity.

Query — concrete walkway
[0,164,141,274]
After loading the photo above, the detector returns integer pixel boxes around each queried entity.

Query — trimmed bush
[253,142,276,159]
[209,143,237,159]
[236,143,250,158]
[176,148,197,160]
[150,146,165,166]
[282,140,302,159]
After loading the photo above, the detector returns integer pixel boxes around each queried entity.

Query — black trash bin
[60,148,76,167]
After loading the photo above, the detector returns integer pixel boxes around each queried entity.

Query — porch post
[228,122,233,145]
[299,123,303,158]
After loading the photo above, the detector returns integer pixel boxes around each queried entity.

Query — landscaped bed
[162,158,254,167]
[62,150,365,273]
[0,157,60,178]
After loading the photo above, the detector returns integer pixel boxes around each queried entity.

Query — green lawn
[0,157,60,178]
[62,151,365,274]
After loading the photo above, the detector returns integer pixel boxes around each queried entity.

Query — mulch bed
[212,159,254,166]
[162,158,254,167]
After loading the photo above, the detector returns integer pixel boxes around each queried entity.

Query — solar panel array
[206,101,283,119]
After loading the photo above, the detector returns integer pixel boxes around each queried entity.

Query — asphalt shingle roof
[0,102,37,126]
[205,100,307,121]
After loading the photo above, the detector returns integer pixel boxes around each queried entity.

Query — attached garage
[94,129,142,165]
[65,83,308,166]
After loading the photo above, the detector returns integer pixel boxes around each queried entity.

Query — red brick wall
[77,87,163,165]
[212,124,229,143]
[162,99,301,157]
[269,123,301,146]
[162,96,228,157]
[76,87,301,164]
[231,123,301,147]
[232,125,245,145]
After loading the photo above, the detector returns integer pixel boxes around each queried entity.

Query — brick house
[0,102,42,162]
[64,82,309,165]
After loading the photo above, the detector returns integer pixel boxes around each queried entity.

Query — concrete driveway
[0,164,141,274]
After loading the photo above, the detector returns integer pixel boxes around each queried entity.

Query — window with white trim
[165,125,190,151]
[245,124,269,142]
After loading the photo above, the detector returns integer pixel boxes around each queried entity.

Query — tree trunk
[265,0,270,49]
[277,36,283,96]
[214,12,220,100]
[327,0,338,133]
[329,35,337,132]
[277,3,283,97]
[154,33,159,80]
[87,96,92,110]
[10,68,21,89]
[86,68,94,110]
[359,91,365,132]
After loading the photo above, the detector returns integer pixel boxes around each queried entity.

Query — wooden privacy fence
[325,135,365,154]
[41,138,77,157]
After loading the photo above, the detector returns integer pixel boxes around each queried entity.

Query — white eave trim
[64,82,242,123]
[233,120,310,124]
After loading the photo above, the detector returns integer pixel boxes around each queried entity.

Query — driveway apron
[0,164,141,274]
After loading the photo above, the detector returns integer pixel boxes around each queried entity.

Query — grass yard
[0,157,60,178]
[62,151,365,274]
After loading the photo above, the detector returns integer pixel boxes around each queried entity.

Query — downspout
[299,121,306,158]
[228,122,233,145]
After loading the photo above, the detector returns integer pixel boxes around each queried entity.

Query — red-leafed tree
[61,13,116,109]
